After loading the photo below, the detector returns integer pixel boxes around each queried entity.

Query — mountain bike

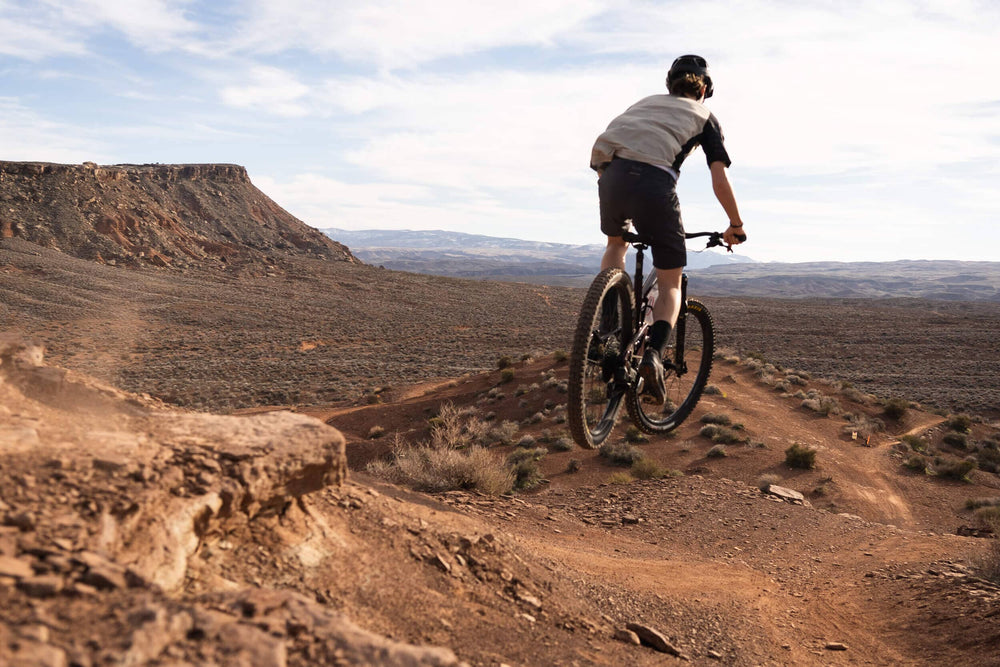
[567,230,739,449]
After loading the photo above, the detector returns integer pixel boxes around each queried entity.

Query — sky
[1,0,998,263]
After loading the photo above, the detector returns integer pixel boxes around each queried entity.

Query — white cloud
[0,98,106,162]
[44,0,199,52]
[220,66,312,117]
[230,0,605,69]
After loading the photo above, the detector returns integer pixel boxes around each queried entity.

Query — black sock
[648,320,672,356]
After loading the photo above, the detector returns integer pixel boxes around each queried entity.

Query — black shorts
[598,157,686,269]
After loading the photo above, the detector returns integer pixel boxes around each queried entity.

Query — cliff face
[0,161,356,268]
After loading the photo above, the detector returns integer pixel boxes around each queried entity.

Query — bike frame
[627,238,690,376]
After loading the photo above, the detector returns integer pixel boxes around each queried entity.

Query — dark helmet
[667,54,713,98]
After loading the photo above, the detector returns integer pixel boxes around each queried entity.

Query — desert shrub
[840,386,870,404]
[500,368,516,384]
[802,395,842,416]
[793,390,808,400]
[757,473,780,491]
[497,356,514,370]
[428,404,489,450]
[945,414,973,433]
[974,446,1000,474]
[974,517,1000,584]
[703,384,722,395]
[943,432,969,449]
[566,458,581,473]
[608,472,632,485]
[368,436,514,495]
[624,425,648,443]
[903,455,926,472]
[550,436,574,452]
[367,425,386,439]
[486,420,519,446]
[542,375,561,390]
[516,435,537,448]
[507,447,547,490]
[623,427,647,444]
[630,458,671,480]
[882,398,909,420]
[932,456,977,481]
[900,434,928,452]
[974,507,1000,526]
[773,380,792,393]
[598,441,645,466]
[553,349,568,362]
[785,373,808,387]
[706,444,728,458]
[965,497,1000,510]
[700,413,732,426]
[785,443,817,469]
[699,424,743,444]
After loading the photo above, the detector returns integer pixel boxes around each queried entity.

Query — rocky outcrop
[0,336,437,666]
[0,160,356,269]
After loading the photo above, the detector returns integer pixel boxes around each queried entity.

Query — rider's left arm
[710,161,746,245]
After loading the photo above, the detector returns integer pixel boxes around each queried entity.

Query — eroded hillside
[0,161,355,270]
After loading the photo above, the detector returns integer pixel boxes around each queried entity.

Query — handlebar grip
[734,232,747,243]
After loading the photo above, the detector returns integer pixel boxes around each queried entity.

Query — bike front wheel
[567,268,634,449]
[628,298,715,433]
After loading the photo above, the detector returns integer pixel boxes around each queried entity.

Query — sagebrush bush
[785,443,817,469]
[566,458,581,473]
[497,355,514,369]
[624,425,648,443]
[487,421,519,446]
[630,458,672,480]
[367,436,514,495]
[500,368,515,384]
[900,434,928,452]
[943,432,969,449]
[507,447,547,490]
[550,436,573,452]
[703,385,722,395]
[932,456,977,481]
[945,414,973,433]
[367,425,386,439]
[706,444,728,458]
[882,398,909,420]
[699,424,743,444]
[757,473,780,491]
[598,441,644,466]
[903,455,926,472]
[700,413,732,426]
[608,472,632,485]
[965,497,1000,510]
[802,395,842,416]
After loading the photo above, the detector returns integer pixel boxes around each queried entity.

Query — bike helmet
[667,54,713,98]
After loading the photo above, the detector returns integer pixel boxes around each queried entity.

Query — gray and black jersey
[590,94,731,175]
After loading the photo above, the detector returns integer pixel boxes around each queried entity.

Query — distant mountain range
[322,228,1000,301]
[321,227,753,286]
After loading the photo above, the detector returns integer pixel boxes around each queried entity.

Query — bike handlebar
[621,229,746,253]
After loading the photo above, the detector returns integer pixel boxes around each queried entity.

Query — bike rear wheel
[628,298,714,433]
[568,268,635,449]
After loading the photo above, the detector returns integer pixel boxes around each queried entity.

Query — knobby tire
[627,298,715,434]
[567,268,634,449]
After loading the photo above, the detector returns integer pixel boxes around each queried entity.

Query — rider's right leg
[640,266,683,403]
[601,235,628,271]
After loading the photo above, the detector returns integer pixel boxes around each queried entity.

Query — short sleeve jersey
[590,94,731,175]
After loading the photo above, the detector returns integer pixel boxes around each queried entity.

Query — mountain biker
[590,54,747,404]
